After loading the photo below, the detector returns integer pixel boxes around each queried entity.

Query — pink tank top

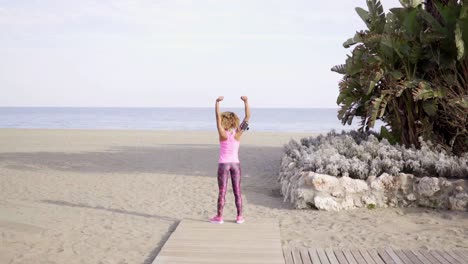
[218,130,240,163]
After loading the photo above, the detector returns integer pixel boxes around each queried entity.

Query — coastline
[0,128,320,152]
[0,128,467,263]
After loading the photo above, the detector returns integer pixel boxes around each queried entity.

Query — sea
[0,107,384,133]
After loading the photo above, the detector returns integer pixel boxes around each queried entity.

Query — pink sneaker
[236,215,245,224]
[209,215,224,224]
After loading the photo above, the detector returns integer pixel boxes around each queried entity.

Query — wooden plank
[415,249,442,264]
[350,249,367,264]
[430,250,451,264]
[325,248,340,264]
[153,219,284,264]
[299,247,313,264]
[155,256,277,264]
[401,250,424,264]
[377,248,396,264]
[458,250,468,260]
[284,248,294,264]
[385,248,405,264]
[435,250,462,264]
[446,250,467,264]
[342,249,358,264]
[359,249,377,264]
[333,249,349,264]
[317,248,331,264]
[393,249,413,264]
[292,247,303,264]
[367,249,386,264]
[308,248,323,264]
[452,250,468,263]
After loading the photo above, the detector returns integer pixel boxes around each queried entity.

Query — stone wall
[279,157,468,211]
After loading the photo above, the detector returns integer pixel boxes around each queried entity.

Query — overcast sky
[0,0,401,108]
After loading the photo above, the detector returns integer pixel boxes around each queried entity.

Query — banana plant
[332,0,468,155]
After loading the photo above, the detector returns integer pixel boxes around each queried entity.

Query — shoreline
[0,128,467,263]
[0,128,321,153]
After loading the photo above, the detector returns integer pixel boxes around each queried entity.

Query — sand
[0,128,467,264]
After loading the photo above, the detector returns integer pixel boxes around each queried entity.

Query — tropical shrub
[331,0,468,155]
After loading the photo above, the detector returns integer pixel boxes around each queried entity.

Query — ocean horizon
[0,107,384,133]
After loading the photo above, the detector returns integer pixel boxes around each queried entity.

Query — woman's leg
[216,163,230,217]
[230,163,243,216]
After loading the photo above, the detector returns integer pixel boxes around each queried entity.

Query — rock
[440,179,452,188]
[367,175,377,183]
[388,197,398,207]
[379,173,396,187]
[314,195,354,211]
[308,172,340,192]
[362,195,376,206]
[294,187,317,209]
[313,196,339,211]
[331,191,344,198]
[279,155,468,211]
[449,193,468,211]
[353,197,363,207]
[341,176,369,194]
[417,177,440,197]
[406,193,417,201]
[397,173,414,194]
[372,173,398,193]
[370,179,383,191]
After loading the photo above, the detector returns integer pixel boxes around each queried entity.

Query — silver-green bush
[283,130,468,179]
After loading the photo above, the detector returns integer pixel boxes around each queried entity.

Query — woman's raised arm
[240,96,250,123]
[215,96,227,139]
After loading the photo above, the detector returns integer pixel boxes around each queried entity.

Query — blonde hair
[220,111,240,131]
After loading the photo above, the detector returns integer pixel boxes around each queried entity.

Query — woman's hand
[240,96,248,102]
[217,96,224,102]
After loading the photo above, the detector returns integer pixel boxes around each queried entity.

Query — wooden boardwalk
[153,219,284,264]
[283,247,468,264]
[153,219,468,264]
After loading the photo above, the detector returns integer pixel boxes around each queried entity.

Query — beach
[0,128,467,264]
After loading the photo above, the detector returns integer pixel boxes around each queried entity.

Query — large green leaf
[422,100,437,116]
[380,126,398,144]
[369,94,387,127]
[343,33,363,48]
[398,0,422,8]
[415,81,429,100]
[390,7,407,22]
[367,71,383,95]
[456,5,468,61]
[412,81,439,100]
[419,30,447,45]
[455,22,465,60]
[419,9,445,34]
[449,96,468,108]
[331,64,347,74]
[403,8,420,37]
[435,2,459,29]
[367,0,386,32]
[356,7,371,28]
[389,70,404,79]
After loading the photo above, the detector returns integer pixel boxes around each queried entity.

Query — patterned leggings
[216,163,242,217]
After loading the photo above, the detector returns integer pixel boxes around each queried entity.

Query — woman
[210,96,250,224]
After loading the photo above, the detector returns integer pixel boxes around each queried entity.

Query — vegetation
[283,130,468,180]
[331,0,468,155]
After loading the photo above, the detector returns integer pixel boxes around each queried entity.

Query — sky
[0,0,402,108]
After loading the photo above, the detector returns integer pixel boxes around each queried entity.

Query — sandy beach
[0,128,467,264]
